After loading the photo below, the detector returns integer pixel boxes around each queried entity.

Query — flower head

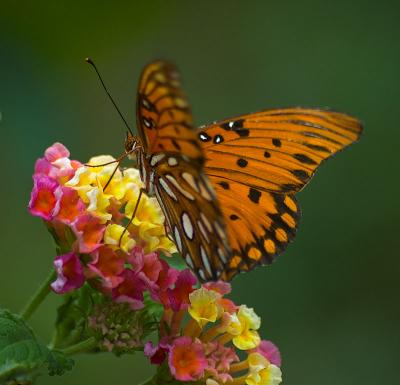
[168,337,207,381]
[28,143,178,311]
[146,280,282,385]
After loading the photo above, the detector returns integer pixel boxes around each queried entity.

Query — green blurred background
[1,1,399,384]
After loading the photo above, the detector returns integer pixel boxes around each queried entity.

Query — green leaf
[161,253,187,271]
[0,308,73,383]
[52,284,98,350]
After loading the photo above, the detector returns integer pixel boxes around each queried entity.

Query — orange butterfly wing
[137,61,203,160]
[198,109,362,280]
[199,108,362,193]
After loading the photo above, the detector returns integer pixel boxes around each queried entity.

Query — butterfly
[125,60,363,282]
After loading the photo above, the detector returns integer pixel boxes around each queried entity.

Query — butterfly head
[124,132,142,159]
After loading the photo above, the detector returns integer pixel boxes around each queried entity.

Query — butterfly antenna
[85,57,134,136]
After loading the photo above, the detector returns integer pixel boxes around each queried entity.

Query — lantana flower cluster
[146,280,282,385]
[28,143,283,384]
[28,142,176,309]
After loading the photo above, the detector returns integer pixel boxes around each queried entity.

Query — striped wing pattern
[153,155,231,281]
[196,108,362,278]
[137,61,203,160]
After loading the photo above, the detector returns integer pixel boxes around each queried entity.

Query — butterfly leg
[85,147,141,168]
[164,221,174,242]
[119,187,146,247]
[103,160,121,192]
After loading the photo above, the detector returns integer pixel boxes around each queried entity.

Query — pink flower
[34,143,79,183]
[112,269,146,310]
[168,336,207,381]
[88,246,125,289]
[129,247,163,292]
[204,342,239,383]
[72,214,105,253]
[54,186,85,224]
[44,142,70,162]
[28,175,60,220]
[204,281,231,296]
[153,259,179,303]
[144,337,171,365]
[51,252,85,294]
[167,269,197,312]
[251,340,282,367]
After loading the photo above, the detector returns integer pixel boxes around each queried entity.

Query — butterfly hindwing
[152,155,231,282]
[198,108,363,193]
[211,177,300,281]
[137,61,203,160]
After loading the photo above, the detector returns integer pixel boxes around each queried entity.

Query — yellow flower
[227,305,261,350]
[104,224,135,253]
[246,353,282,385]
[85,183,112,223]
[65,166,95,201]
[125,193,176,254]
[188,288,222,328]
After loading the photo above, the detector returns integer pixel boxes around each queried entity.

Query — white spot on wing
[150,154,165,166]
[228,121,234,128]
[198,269,206,281]
[174,226,182,253]
[166,174,195,200]
[198,182,212,201]
[197,221,210,243]
[182,172,199,192]
[185,254,194,269]
[200,212,212,232]
[159,178,178,201]
[218,248,228,264]
[200,246,212,276]
[181,212,194,240]
[214,221,226,240]
[167,157,178,166]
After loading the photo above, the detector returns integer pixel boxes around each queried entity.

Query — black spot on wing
[264,151,271,158]
[218,181,230,190]
[230,214,240,221]
[292,169,309,182]
[293,153,317,165]
[220,119,245,131]
[248,188,261,204]
[172,139,181,150]
[213,134,224,144]
[281,183,298,192]
[199,132,212,142]
[304,143,331,153]
[237,158,248,168]
[237,129,249,137]
[272,138,282,147]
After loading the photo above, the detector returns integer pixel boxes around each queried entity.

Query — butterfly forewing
[198,108,363,193]
[137,61,203,160]
[195,107,362,279]
[153,155,231,282]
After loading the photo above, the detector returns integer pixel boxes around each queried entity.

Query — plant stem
[20,269,56,321]
[137,377,155,385]
[60,336,97,357]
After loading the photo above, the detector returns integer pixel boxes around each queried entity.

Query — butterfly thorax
[125,133,154,195]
